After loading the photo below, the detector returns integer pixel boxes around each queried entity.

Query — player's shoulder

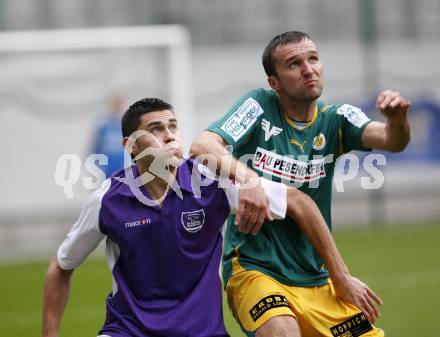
[318,101,363,115]
[324,101,370,129]
[80,178,112,214]
[318,100,343,114]
[99,166,139,203]
[244,88,277,105]
[239,88,280,120]
[319,101,367,122]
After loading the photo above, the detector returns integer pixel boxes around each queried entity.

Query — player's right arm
[42,258,74,337]
[191,90,274,234]
[191,130,272,234]
[41,180,109,337]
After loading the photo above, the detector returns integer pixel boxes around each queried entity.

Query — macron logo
[261,118,283,141]
[124,218,151,229]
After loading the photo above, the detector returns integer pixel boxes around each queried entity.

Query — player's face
[129,110,183,164]
[269,39,324,102]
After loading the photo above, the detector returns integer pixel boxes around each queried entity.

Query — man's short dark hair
[262,31,311,77]
[121,98,173,138]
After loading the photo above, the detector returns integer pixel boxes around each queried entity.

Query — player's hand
[376,90,411,121]
[333,276,383,324]
[235,171,273,235]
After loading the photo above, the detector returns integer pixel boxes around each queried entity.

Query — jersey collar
[117,159,193,199]
[284,105,318,131]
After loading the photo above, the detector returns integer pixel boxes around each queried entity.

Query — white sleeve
[224,177,287,220]
[224,181,239,212]
[57,179,111,270]
[260,178,287,219]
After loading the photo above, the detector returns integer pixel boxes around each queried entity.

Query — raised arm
[191,131,273,234]
[285,188,382,324]
[42,257,74,337]
[362,90,411,152]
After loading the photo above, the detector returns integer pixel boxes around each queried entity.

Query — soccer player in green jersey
[191,31,410,337]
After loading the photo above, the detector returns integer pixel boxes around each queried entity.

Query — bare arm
[362,90,411,152]
[42,257,74,337]
[286,187,382,324]
[191,131,273,234]
[190,131,254,183]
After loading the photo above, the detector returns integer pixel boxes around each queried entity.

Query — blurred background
[0,0,439,336]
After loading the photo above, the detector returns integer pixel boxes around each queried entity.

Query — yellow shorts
[226,261,384,337]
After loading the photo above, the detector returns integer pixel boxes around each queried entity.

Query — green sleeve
[335,103,373,153]
[207,89,266,148]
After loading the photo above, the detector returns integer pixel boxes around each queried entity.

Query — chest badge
[290,139,307,153]
[312,133,326,151]
[181,209,205,233]
[261,118,283,141]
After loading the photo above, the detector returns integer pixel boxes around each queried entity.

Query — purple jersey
[58,159,231,337]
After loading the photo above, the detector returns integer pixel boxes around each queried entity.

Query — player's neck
[280,96,317,123]
[137,163,177,206]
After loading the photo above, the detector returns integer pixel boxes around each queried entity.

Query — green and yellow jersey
[207,88,372,287]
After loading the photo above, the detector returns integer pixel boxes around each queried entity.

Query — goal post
[0,24,193,148]
[0,25,193,260]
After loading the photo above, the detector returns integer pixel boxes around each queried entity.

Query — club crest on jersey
[261,118,283,141]
[312,133,326,150]
[181,209,205,233]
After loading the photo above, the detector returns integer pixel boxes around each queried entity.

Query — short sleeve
[207,89,266,148]
[336,104,373,153]
[57,179,111,270]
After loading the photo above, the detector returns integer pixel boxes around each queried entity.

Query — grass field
[1,222,439,337]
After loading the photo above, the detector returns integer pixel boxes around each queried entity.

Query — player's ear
[122,136,139,157]
[268,76,280,92]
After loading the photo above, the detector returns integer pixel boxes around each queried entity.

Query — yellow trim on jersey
[284,105,318,131]
[321,104,330,113]
[231,255,246,275]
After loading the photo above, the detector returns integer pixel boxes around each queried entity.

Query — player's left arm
[361,90,411,152]
[224,177,382,322]
[285,187,382,324]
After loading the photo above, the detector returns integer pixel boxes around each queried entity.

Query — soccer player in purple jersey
[42,98,375,337]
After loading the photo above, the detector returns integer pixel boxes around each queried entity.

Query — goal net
[0,25,193,259]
